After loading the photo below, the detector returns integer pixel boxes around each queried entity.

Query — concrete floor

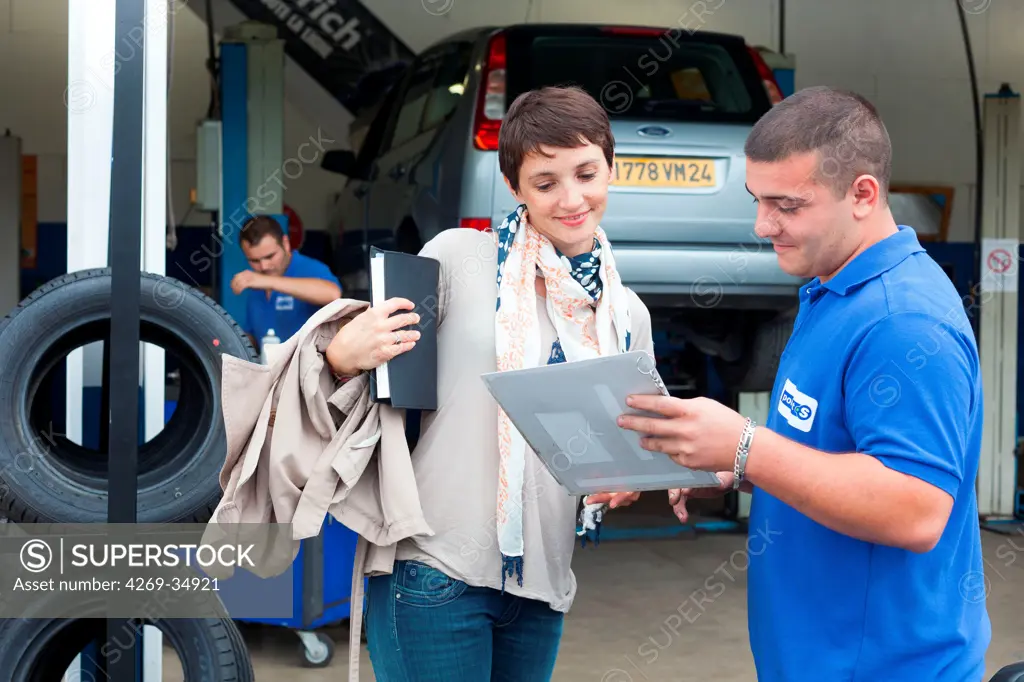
[160,522,1024,681]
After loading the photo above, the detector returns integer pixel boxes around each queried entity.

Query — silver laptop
[480,350,722,496]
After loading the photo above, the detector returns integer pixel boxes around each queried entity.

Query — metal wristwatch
[733,418,757,489]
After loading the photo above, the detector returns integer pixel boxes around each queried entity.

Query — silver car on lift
[323,23,805,393]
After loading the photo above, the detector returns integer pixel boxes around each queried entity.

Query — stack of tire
[0,269,256,681]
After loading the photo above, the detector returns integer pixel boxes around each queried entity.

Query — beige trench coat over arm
[203,297,434,681]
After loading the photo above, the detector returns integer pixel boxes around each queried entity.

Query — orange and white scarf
[493,204,632,590]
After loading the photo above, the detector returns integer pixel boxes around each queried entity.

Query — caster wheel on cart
[297,631,335,668]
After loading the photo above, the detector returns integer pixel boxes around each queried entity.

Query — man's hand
[617,395,748,473]
[231,270,266,295]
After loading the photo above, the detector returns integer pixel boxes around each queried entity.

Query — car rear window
[505,29,770,123]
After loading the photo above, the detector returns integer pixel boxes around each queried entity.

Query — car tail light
[459,217,492,231]
[601,26,666,38]
[472,32,506,151]
[747,46,784,105]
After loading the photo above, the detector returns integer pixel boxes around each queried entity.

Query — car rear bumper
[612,243,806,310]
[635,288,801,312]
[336,235,805,311]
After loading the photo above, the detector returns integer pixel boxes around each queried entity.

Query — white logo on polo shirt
[777,378,818,433]
[275,295,295,311]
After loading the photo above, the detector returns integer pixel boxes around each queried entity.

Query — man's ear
[850,174,881,219]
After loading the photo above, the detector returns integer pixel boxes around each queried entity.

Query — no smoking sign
[988,248,1013,273]
[982,237,1019,293]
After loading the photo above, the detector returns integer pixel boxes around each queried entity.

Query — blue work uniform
[748,225,991,681]
[244,251,341,347]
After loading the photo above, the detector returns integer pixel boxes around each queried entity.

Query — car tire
[0,268,257,524]
[712,307,796,394]
[0,616,253,681]
[395,218,422,255]
[990,662,1024,682]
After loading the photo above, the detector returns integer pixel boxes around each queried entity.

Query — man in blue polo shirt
[233,214,342,350]
[613,86,991,680]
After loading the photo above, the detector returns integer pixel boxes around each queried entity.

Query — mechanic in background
[233,214,342,349]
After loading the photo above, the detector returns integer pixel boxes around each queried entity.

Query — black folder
[367,246,440,411]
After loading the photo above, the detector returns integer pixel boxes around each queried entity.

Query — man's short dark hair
[240,215,285,247]
[744,86,892,203]
[499,86,615,193]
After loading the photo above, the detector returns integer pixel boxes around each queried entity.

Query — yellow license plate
[613,157,716,188]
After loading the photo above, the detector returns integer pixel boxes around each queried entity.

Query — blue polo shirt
[747,226,991,681]
[244,252,340,347]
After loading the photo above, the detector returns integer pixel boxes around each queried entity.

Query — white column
[142,0,168,444]
[141,0,170,676]
[62,3,107,675]
[977,91,1021,519]
[66,0,116,448]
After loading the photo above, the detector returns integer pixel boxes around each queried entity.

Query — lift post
[212,21,286,330]
[977,85,1021,520]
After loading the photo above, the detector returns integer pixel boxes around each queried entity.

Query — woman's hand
[583,491,641,510]
[668,472,749,523]
[325,297,421,377]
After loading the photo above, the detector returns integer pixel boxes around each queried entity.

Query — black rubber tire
[0,616,254,681]
[991,662,1024,682]
[712,307,796,394]
[395,218,422,255]
[0,268,257,524]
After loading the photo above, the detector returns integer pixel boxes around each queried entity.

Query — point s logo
[777,379,818,433]
[781,391,812,420]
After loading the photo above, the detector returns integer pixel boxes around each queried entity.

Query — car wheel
[396,219,422,254]
[712,308,795,394]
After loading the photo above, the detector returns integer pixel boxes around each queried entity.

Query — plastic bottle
[261,328,280,365]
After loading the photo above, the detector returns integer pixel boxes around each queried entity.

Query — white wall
[0,0,1021,243]
[0,0,347,235]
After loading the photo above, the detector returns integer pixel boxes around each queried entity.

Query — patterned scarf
[494,204,632,590]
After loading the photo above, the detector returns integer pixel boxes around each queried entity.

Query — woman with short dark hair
[326,85,654,680]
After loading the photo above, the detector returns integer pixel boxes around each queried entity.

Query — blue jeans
[364,560,564,681]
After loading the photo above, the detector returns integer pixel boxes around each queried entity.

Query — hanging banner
[226,0,415,116]
[981,237,1019,293]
